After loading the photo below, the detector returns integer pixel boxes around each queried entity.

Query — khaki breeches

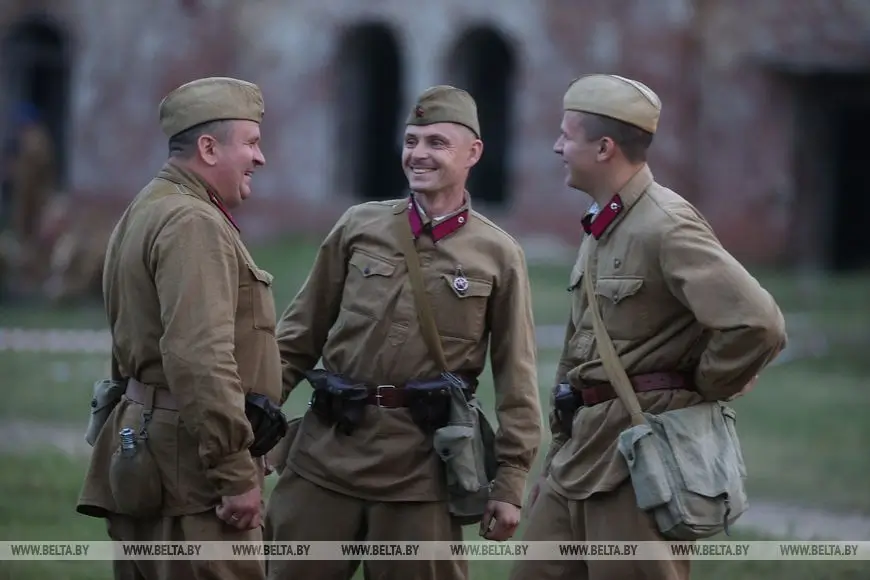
[263,469,467,580]
[105,510,265,580]
[509,478,692,580]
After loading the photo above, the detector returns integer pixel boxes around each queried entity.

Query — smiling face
[203,119,266,208]
[402,122,483,197]
[553,111,604,194]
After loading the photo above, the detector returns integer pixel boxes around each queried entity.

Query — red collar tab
[407,199,469,242]
[582,195,623,239]
[209,194,240,232]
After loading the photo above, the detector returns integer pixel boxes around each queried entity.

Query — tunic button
[363,267,371,275]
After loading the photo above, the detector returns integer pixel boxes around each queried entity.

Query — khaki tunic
[77,161,282,518]
[545,165,787,500]
[276,196,542,507]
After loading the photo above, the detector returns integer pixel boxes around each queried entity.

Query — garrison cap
[406,85,481,138]
[563,74,661,134]
[158,77,265,138]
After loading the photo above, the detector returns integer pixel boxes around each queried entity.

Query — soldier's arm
[540,317,576,476]
[275,207,354,404]
[486,244,543,507]
[151,207,257,498]
[660,207,787,401]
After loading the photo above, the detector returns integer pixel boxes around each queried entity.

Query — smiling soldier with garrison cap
[263,85,542,580]
[76,77,286,580]
[511,74,785,580]
[508,73,787,580]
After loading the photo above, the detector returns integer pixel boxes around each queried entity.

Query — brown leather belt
[361,378,475,409]
[365,385,408,408]
[126,378,179,411]
[577,372,694,406]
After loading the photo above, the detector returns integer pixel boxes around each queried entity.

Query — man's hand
[260,456,275,476]
[216,485,262,530]
[726,375,759,402]
[479,500,521,541]
[525,476,546,513]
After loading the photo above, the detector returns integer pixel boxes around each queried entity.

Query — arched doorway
[446,27,517,207]
[1,16,70,189]
[334,23,406,201]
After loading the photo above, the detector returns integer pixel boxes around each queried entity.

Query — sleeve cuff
[206,450,259,497]
[489,464,530,508]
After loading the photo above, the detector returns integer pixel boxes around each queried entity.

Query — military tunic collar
[393,192,470,242]
[157,161,241,232]
[581,164,654,240]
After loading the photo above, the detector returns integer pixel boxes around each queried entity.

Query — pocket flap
[433,424,475,461]
[617,423,673,510]
[595,277,643,303]
[440,274,492,299]
[91,379,127,412]
[658,403,740,498]
[349,252,396,278]
[248,264,274,285]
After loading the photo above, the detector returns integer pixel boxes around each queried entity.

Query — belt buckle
[375,385,396,407]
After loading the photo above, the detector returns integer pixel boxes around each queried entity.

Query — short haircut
[168,120,231,159]
[579,113,653,164]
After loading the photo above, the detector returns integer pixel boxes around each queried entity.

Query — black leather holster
[305,369,369,435]
[245,393,290,457]
[553,383,583,436]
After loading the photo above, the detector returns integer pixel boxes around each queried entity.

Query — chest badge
[452,265,469,296]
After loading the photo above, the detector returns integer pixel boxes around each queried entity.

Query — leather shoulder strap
[394,207,448,371]
[581,238,646,427]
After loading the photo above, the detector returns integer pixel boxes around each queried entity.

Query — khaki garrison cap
[563,74,661,134]
[406,85,481,139]
[158,77,265,138]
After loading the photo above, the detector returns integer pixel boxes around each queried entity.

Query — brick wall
[2,0,868,265]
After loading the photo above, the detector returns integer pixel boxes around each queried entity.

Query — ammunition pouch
[245,393,289,457]
[553,383,583,435]
[432,372,497,526]
[404,378,454,433]
[305,370,369,435]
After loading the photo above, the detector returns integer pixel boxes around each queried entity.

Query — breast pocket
[593,276,647,339]
[247,263,277,332]
[344,250,398,319]
[434,273,493,341]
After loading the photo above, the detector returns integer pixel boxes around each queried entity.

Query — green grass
[2,238,869,578]
[1,452,869,580]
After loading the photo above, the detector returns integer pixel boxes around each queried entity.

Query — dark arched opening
[446,26,516,207]
[335,23,406,201]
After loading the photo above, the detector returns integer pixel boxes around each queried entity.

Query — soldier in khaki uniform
[263,86,543,580]
[509,74,787,580]
[76,77,283,580]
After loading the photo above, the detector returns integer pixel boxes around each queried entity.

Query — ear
[596,137,617,162]
[467,138,484,168]
[197,134,220,166]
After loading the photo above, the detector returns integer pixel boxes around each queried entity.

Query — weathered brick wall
[2,0,868,265]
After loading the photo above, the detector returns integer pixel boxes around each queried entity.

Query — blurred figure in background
[0,102,57,299]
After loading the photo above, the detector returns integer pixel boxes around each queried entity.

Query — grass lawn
[1,236,869,578]
[1,451,869,580]
[3,234,868,330]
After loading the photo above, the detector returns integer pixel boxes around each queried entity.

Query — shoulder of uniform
[343,199,407,220]
[642,182,715,239]
[469,209,525,252]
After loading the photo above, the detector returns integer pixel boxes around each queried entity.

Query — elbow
[755,300,788,363]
